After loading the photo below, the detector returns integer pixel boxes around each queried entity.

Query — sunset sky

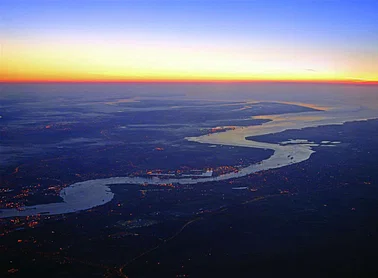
[1,0,378,83]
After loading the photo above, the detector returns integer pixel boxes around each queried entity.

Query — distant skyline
[1,0,378,83]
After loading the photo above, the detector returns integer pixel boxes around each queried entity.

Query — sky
[1,0,378,83]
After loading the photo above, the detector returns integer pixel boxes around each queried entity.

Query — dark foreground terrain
[1,94,378,277]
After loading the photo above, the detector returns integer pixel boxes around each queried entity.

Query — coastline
[1,103,377,218]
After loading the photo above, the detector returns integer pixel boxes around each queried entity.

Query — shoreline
[1,104,377,218]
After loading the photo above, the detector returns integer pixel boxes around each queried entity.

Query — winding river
[1,102,377,218]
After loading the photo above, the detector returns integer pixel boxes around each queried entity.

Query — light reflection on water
[1,83,377,218]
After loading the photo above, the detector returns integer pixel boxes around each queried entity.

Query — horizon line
[1,79,378,86]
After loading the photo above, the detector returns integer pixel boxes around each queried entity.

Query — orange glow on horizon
[2,38,377,85]
[2,77,378,85]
